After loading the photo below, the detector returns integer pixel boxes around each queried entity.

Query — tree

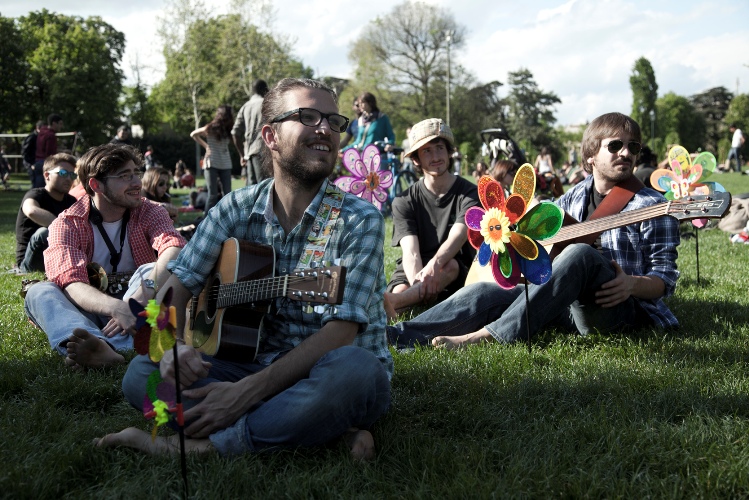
[690,86,733,153]
[503,68,561,158]
[724,94,749,133]
[0,15,29,134]
[349,1,466,119]
[630,57,658,138]
[19,10,125,147]
[655,92,705,154]
[121,57,158,136]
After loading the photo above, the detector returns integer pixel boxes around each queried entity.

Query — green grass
[1,173,749,498]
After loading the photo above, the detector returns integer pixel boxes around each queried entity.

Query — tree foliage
[0,16,29,134]
[655,92,705,155]
[690,86,733,154]
[630,57,658,136]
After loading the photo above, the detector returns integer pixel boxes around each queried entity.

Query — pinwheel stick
[524,282,531,353]
[172,342,189,498]
[695,226,700,285]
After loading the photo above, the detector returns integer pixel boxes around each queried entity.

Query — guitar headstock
[667,192,732,221]
[286,266,346,305]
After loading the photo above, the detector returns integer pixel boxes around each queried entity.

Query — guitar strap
[297,180,345,270]
[89,199,130,274]
[573,174,644,246]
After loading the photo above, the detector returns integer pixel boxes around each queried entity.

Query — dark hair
[581,112,641,174]
[43,153,77,173]
[490,159,519,187]
[253,79,269,97]
[260,78,338,176]
[35,120,45,129]
[206,105,234,140]
[78,144,144,196]
[638,145,655,165]
[358,92,379,113]
[411,137,454,175]
[141,167,171,202]
[48,114,63,126]
[117,125,129,133]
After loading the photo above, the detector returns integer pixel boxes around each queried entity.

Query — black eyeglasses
[50,168,78,180]
[270,108,349,133]
[104,171,144,182]
[603,140,641,155]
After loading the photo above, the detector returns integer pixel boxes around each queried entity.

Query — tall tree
[349,0,465,119]
[629,57,659,139]
[121,57,158,136]
[18,10,125,146]
[655,92,705,154]
[503,68,561,157]
[0,16,29,134]
[690,86,733,153]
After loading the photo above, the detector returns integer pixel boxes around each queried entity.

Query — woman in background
[345,92,395,151]
[141,167,179,222]
[190,105,234,213]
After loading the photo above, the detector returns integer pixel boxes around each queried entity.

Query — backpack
[21,132,37,165]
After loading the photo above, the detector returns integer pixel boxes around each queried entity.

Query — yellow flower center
[480,207,511,254]
[365,172,380,190]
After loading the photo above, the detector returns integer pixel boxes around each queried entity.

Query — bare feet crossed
[65,328,125,370]
[94,427,214,454]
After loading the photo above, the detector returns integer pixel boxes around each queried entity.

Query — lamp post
[649,109,655,149]
[445,30,453,126]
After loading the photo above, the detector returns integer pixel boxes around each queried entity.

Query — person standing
[232,79,269,186]
[343,92,394,151]
[191,105,235,213]
[12,153,78,274]
[340,97,362,148]
[33,114,63,188]
[727,124,745,172]
[110,125,133,147]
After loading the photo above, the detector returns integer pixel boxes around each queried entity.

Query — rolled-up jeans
[121,345,391,456]
[24,263,155,355]
[388,244,647,347]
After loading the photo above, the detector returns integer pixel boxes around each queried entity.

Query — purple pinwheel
[334,144,393,209]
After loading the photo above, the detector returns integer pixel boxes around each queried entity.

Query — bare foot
[65,328,125,370]
[432,329,494,350]
[345,428,375,461]
[94,427,214,454]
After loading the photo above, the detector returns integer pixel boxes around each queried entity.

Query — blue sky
[3,0,748,126]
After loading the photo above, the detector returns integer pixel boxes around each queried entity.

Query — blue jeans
[121,345,391,456]
[204,168,233,213]
[727,147,742,172]
[19,227,49,273]
[31,160,45,188]
[23,263,154,355]
[388,244,647,347]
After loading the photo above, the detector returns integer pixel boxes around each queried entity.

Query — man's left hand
[182,380,257,437]
[595,260,634,308]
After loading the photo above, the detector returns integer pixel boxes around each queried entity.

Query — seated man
[97,78,392,460]
[387,112,680,349]
[384,118,479,320]
[12,153,78,273]
[24,144,186,370]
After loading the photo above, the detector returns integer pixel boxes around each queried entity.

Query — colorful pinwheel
[143,370,179,440]
[649,145,725,228]
[465,164,564,289]
[334,144,393,209]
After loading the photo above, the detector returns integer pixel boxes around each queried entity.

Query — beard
[275,137,336,190]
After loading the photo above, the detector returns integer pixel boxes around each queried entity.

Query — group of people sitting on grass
[8,78,680,462]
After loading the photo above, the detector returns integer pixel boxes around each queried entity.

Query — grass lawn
[1,173,749,498]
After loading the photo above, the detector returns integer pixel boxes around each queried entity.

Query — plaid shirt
[557,176,680,328]
[45,196,186,288]
[169,178,394,378]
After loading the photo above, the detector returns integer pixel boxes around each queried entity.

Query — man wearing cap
[387,112,680,349]
[384,118,480,321]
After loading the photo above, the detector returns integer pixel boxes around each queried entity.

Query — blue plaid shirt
[169,178,393,379]
[557,176,680,328]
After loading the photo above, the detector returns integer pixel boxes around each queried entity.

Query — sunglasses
[50,168,78,180]
[270,108,349,134]
[603,140,641,155]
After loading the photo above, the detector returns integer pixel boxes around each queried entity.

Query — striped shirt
[168,178,394,378]
[557,175,680,328]
[44,196,186,289]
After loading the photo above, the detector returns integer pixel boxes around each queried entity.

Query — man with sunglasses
[12,153,78,274]
[24,144,186,370]
[387,112,680,349]
[103,79,391,461]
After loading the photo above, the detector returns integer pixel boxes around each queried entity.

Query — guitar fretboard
[216,275,289,309]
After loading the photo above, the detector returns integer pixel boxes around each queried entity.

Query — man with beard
[24,144,186,369]
[99,79,392,461]
[387,112,680,349]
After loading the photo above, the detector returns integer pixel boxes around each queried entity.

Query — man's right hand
[160,344,212,390]
[102,301,139,337]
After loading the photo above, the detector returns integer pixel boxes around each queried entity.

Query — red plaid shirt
[44,196,186,289]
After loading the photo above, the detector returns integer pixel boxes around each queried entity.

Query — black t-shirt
[391,176,480,270]
[15,188,76,265]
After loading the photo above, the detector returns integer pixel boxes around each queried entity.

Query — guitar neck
[539,203,669,246]
[217,275,289,309]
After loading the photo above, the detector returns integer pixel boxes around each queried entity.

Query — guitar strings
[202,275,330,303]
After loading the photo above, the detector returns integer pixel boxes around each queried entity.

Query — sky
[3,0,749,126]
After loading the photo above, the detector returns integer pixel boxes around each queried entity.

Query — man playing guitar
[388,112,682,349]
[100,79,392,461]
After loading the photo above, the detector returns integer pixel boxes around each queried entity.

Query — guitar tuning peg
[310,261,319,269]
[314,305,326,314]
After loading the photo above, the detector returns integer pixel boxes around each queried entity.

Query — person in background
[472,161,489,180]
[344,92,394,151]
[232,79,269,186]
[340,97,362,148]
[141,167,179,222]
[110,125,132,147]
[34,114,64,188]
[727,124,745,173]
[633,145,656,188]
[191,105,234,213]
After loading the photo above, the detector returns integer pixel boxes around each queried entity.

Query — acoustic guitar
[184,238,346,362]
[465,192,732,285]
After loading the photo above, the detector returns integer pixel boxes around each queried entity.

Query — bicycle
[374,139,418,215]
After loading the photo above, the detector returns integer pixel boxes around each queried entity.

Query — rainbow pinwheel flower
[129,289,177,363]
[143,370,179,439]
[649,145,725,228]
[465,164,563,289]
[334,144,393,209]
